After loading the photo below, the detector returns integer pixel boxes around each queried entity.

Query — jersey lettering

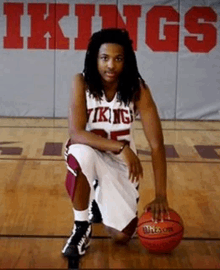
[87,108,93,121]
[121,109,130,124]
[92,107,99,123]
[98,107,109,122]
[90,129,108,138]
[88,107,134,124]
[90,128,130,143]
[110,129,130,141]
[130,109,134,122]
[113,109,120,124]
[108,108,111,123]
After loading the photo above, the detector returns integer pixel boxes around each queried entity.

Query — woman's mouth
[105,72,116,78]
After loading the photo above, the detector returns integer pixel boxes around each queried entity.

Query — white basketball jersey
[85,91,137,161]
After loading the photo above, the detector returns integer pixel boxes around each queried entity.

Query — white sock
[73,208,89,222]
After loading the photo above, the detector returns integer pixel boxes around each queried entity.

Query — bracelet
[116,142,128,155]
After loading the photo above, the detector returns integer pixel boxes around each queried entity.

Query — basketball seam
[138,228,184,240]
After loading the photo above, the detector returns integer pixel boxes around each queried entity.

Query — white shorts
[64,143,139,232]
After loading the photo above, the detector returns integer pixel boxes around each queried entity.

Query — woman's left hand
[144,196,169,223]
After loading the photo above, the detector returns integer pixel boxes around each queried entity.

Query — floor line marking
[0,234,220,241]
[1,158,220,164]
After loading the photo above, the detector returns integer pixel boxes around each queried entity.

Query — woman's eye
[101,56,108,61]
[116,57,123,62]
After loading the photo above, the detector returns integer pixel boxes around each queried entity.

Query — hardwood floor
[0,118,220,269]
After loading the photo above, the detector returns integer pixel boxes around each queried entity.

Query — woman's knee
[68,144,96,168]
[113,232,131,244]
[122,216,138,237]
[106,226,130,244]
[106,217,138,244]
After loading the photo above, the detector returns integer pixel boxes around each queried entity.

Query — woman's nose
[107,59,114,69]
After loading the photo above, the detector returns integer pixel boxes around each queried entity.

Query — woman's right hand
[120,145,143,182]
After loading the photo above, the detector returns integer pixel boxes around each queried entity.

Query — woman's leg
[62,144,97,257]
[72,170,90,210]
[105,217,138,244]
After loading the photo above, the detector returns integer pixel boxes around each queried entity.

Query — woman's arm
[68,73,124,153]
[135,81,169,221]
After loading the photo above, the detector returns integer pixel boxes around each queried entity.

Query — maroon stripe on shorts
[67,154,80,171]
[65,154,81,201]
[65,171,77,201]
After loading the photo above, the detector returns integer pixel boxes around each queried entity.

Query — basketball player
[62,28,169,258]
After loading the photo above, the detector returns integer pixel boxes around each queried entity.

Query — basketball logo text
[143,225,174,234]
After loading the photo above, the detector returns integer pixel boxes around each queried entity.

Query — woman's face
[97,43,124,85]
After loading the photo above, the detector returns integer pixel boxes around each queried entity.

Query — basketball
[137,208,184,253]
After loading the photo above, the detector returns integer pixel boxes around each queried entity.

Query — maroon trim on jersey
[65,154,81,202]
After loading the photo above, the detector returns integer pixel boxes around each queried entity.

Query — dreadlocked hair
[83,28,145,106]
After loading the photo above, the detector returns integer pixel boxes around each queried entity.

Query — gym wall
[0,0,219,120]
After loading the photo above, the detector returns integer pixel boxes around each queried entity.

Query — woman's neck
[102,81,118,93]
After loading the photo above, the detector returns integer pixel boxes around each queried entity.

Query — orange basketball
[137,208,184,253]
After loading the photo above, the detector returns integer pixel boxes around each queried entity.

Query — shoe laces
[70,221,90,245]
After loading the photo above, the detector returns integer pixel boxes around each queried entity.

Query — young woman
[62,28,169,258]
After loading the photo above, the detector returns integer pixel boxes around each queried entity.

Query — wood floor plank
[0,237,67,269]
[1,160,220,238]
[1,118,220,269]
[134,119,220,130]
[1,121,220,163]
[0,118,68,128]
[0,238,220,269]
[1,117,220,130]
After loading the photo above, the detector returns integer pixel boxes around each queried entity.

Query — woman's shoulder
[135,78,156,111]
[72,73,87,89]
[70,73,89,102]
[138,77,149,91]
[132,78,150,105]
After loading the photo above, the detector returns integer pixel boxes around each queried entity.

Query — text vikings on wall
[3,3,218,52]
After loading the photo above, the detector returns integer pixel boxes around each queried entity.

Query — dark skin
[135,80,169,222]
[68,43,169,230]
